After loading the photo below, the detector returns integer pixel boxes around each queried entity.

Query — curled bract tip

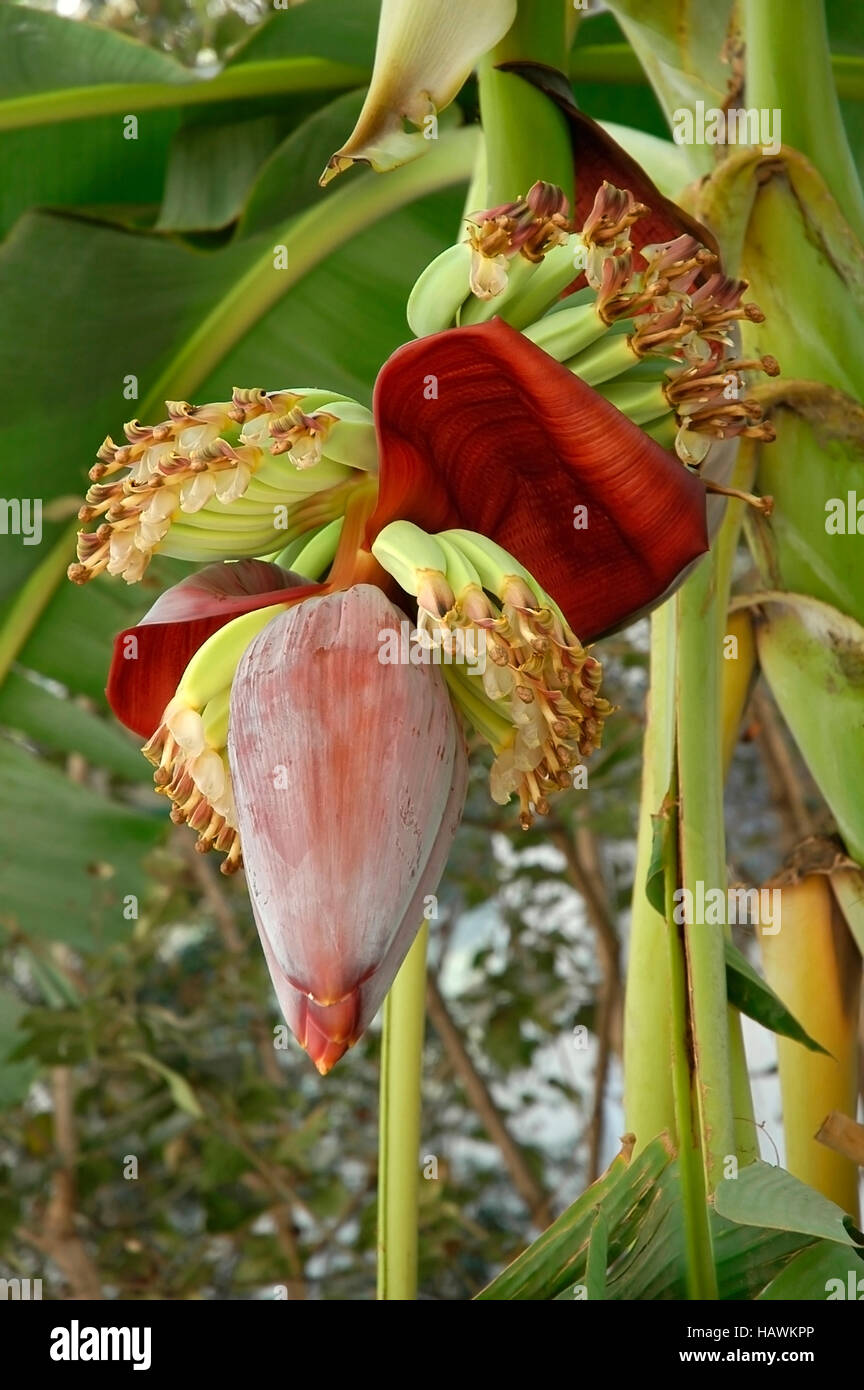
[320,0,516,184]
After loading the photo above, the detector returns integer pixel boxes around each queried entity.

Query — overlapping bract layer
[227,585,468,1073]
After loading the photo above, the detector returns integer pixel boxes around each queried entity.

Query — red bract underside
[367,318,708,641]
[107,560,324,738]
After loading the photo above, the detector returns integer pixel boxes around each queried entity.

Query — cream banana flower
[320,0,516,184]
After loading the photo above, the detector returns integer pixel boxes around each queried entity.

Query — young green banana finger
[407,242,473,337]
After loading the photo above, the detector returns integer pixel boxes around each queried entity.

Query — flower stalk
[662,772,718,1300]
[675,552,737,1186]
[377,921,429,1301]
[623,600,677,1150]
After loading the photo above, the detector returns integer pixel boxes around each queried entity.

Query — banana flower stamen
[70,390,375,585]
[466,181,574,299]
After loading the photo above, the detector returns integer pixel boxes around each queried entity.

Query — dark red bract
[107,560,323,738]
[367,319,707,640]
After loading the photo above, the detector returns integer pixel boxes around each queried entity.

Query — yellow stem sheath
[758,874,861,1218]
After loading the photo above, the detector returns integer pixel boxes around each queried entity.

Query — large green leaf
[605,1188,812,1301]
[0,106,179,240]
[0,0,375,128]
[0,0,378,238]
[476,1137,674,1300]
[237,88,366,237]
[220,0,379,73]
[714,1159,863,1244]
[0,209,256,597]
[758,1239,864,1300]
[0,737,164,949]
[0,669,147,781]
[479,1137,816,1301]
[157,113,290,233]
[0,8,187,237]
[0,130,473,600]
[0,9,190,98]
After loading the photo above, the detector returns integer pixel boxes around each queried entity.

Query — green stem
[663,774,718,1300]
[0,521,79,690]
[626,462,757,1182]
[623,601,677,1149]
[743,0,864,242]
[714,447,760,1165]
[674,435,764,1188]
[493,0,570,68]
[676,556,737,1188]
[0,59,369,132]
[140,125,478,417]
[477,0,573,205]
[377,922,429,1302]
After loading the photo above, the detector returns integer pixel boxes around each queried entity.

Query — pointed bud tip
[311,1045,348,1077]
[301,992,359,1075]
